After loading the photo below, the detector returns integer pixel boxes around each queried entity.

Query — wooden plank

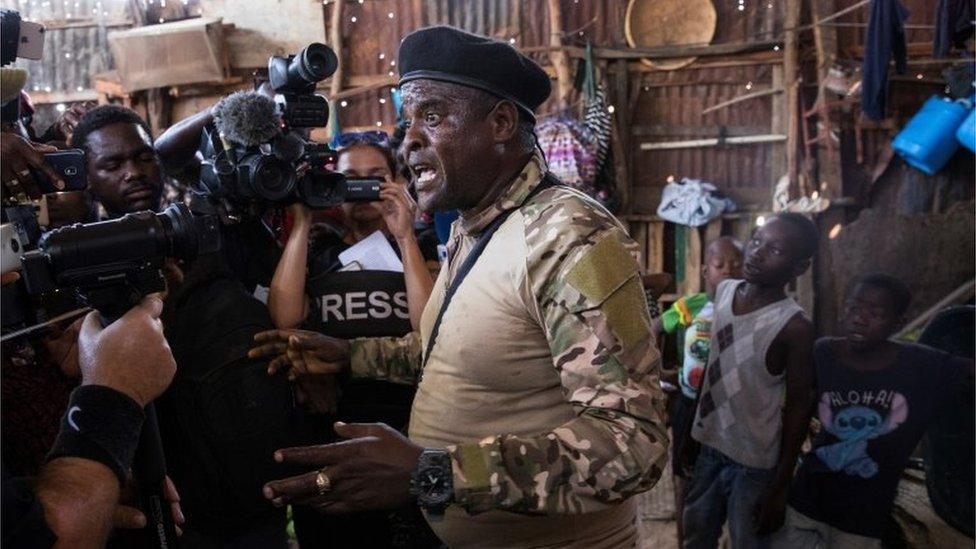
[770,65,787,184]
[28,90,100,105]
[522,40,783,60]
[631,221,649,272]
[547,0,573,110]
[810,0,843,200]
[685,227,702,295]
[639,134,786,151]
[784,0,801,200]
[648,221,664,274]
[704,218,723,248]
[631,125,770,137]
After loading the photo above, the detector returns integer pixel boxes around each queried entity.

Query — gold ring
[315,469,332,495]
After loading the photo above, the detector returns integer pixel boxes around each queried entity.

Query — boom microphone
[212,91,281,147]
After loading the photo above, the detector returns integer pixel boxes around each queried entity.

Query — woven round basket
[624,0,717,71]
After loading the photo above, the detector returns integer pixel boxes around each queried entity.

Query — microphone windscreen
[212,91,280,147]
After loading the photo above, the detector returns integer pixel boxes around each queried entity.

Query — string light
[376,121,383,127]
[379,98,386,104]
[755,215,766,227]
[829,224,843,239]
[378,53,385,60]
[745,81,753,90]
[607,105,615,114]
[509,38,516,44]
[773,45,780,51]
[916,73,924,80]
[388,70,395,77]
[350,16,357,23]
[340,100,348,107]
[387,11,394,19]
[76,85,84,92]
[55,103,67,113]
[389,60,396,67]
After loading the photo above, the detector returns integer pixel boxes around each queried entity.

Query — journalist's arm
[3,297,176,549]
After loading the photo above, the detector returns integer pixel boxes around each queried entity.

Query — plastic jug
[956,108,976,153]
[892,96,970,175]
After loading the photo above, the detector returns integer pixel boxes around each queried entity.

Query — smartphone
[30,149,87,194]
[16,20,45,60]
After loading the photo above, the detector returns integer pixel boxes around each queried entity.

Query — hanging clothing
[934,0,975,57]
[861,0,910,120]
[656,178,737,227]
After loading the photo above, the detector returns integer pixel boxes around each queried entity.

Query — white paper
[338,231,403,272]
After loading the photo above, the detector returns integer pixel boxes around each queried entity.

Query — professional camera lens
[291,43,338,85]
[240,153,296,202]
[27,203,219,285]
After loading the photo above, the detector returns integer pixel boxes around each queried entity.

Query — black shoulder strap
[422,173,560,369]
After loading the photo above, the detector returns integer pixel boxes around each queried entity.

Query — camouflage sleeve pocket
[563,232,640,313]
[563,234,650,350]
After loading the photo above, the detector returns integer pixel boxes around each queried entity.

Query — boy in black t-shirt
[775,274,974,548]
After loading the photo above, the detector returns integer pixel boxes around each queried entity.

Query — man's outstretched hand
[248,329,351,378]
[262,422,424,514]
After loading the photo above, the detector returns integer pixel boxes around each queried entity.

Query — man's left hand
[263,422,424,514]
[753,486,787,536]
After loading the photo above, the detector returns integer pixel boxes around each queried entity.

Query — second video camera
[198,43,381,211]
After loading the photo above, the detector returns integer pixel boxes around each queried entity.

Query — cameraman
[69,105,163,218]
[3,295,181,548]
[147,87,299,548]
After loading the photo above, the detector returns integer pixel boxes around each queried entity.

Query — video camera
[197,43,381,213]
[12,203,219,322]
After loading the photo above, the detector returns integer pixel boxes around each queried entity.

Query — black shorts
[670,394,697,478]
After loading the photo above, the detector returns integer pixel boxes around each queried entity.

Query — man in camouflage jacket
[251,26,668,548]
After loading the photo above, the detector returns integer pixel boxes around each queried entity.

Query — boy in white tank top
[682,213,818,549]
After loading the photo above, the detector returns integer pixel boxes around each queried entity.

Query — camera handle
[92,274,179,549]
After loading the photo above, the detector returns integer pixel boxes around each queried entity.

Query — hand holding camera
[78,294,175,407]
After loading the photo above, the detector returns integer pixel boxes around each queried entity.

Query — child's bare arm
[755,314,816,535]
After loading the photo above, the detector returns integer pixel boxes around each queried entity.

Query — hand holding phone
[0,133,62,200]
[29,149,87,194]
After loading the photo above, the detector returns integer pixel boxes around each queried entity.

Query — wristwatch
[410,448,454,518]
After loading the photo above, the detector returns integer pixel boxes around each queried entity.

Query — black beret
[398,26,551,121]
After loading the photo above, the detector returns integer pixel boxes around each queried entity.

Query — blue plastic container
[892,96,969,175]
[956,108,976,153]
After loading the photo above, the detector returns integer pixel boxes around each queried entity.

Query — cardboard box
[108,18,229,92]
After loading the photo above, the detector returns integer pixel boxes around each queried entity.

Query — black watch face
[418,467,451,505]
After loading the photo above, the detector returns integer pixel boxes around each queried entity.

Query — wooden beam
[647,222,664,274]
[685,227,702,295]
[521,40,783,61]
[327,0,345,139]
[639,134,787,151]
[632,124,771,137]
[701,87,783,115]
[784,0,802,199]
[39,18,132,30]
[547,0,573,110]
[810,0,843,200]
[28,90,100,105]
[895,279,976,339]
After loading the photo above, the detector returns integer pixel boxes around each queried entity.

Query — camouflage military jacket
[350,152,668,516]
